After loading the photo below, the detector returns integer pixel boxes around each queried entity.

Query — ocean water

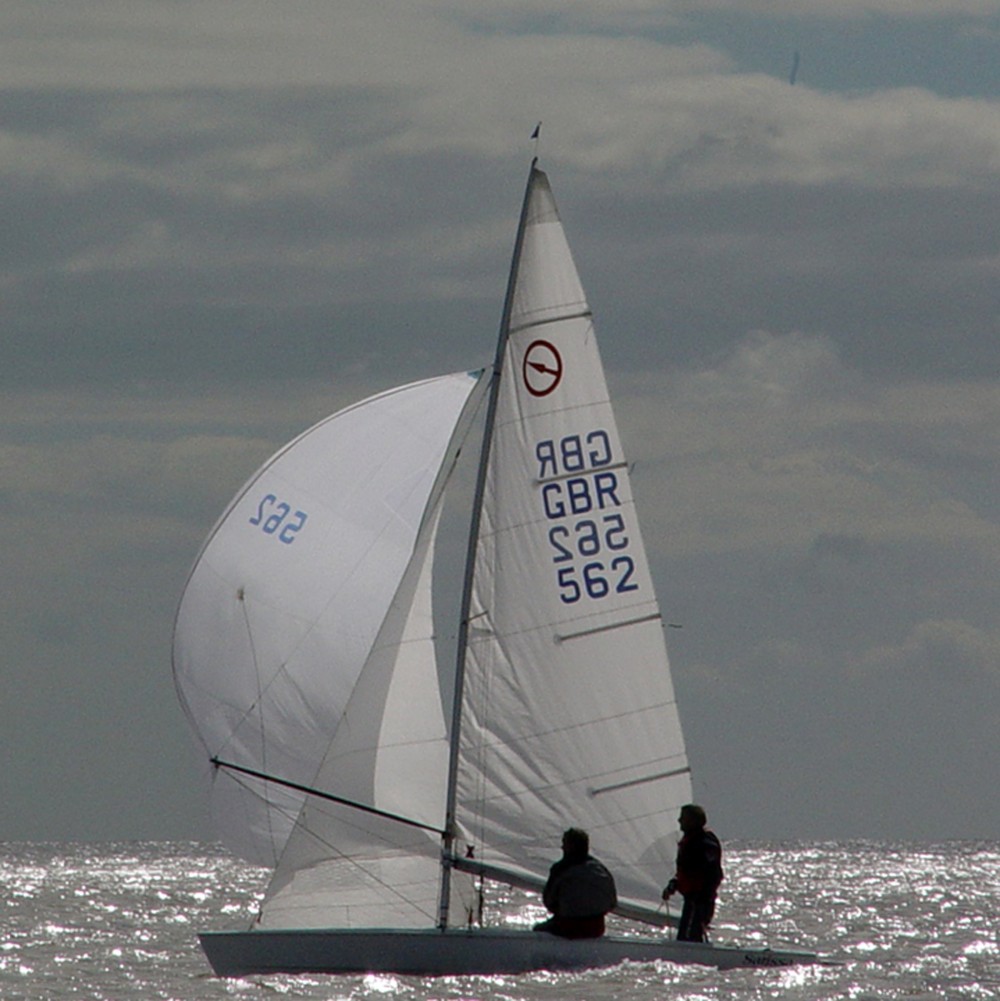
[1,841,997,1000]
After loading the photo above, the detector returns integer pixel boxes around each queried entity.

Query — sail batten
[555,611,662,642]
[509,308,593,337]
[589,766,693,797]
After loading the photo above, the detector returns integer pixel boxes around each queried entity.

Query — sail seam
[455,705,682,754]
[534,460,629,485]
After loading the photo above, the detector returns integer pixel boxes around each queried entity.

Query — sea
[2,840,997,1000]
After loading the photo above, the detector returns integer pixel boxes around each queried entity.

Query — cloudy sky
[2,1,998,845]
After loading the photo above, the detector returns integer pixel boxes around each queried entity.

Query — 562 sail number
[249,494,308,544]
[548,514,638,604]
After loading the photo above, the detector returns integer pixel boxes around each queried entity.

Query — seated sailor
[533,827,618,939]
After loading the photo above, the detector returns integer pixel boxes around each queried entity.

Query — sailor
[533,828,618,939]
[662,804,724,942]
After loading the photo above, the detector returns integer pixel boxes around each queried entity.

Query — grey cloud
[2,2,999,842]
[861,619,1000,681]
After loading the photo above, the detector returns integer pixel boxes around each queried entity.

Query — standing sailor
[662,804,724,942]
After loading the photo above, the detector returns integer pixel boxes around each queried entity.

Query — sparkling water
[2,841,997,999]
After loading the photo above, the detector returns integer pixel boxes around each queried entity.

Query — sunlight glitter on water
[1,841,999,1000]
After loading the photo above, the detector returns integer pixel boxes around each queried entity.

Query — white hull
[199,927,820,977]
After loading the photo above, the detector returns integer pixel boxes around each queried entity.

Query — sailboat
[172,161,820,976]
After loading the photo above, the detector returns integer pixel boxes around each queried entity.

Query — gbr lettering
[536,431,639,604]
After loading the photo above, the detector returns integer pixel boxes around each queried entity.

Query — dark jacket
[675,829,723,899]
[542,852,618,918]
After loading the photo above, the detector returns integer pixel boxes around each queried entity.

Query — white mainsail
[453,166,692,910]
[172,372,482,868]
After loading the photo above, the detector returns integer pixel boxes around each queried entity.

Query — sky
[1,1,998,845]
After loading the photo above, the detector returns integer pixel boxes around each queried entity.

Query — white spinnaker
[259,375,486,929]
[173,372,481,867]
[456,168,692,909]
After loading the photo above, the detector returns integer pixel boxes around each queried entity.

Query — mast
[437,159,539,929]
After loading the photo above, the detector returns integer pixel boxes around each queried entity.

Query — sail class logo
[522,339,563,396]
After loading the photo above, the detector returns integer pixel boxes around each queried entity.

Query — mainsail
[451,166,692,911]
